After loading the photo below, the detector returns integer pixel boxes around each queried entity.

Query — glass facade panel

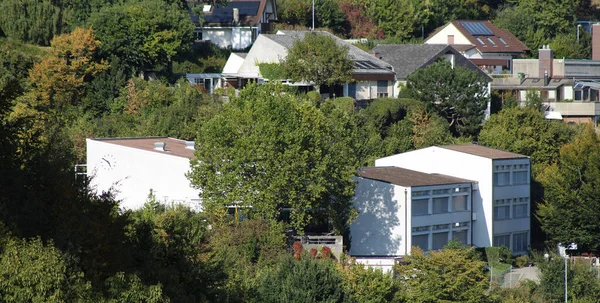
[494,234,510,247]
[452,195,467,211]
[432,232,449,250]
[453,230,468,245]
[412,234,429,251]
[412,198,429,216]
[513,232,528,252]
[432,197,449,214]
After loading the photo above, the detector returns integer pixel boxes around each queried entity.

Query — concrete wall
[425,24,472,45]
[375,147,495,247]
[513,60,540,78]
[86,139,200,210]
[350,178,408,257]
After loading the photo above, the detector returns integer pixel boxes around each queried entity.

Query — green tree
[188,83,359,234]
[537,125,600,251]
[537,253,600,302]
[0,237,93,302]
[89,0,194,73]
[394,246,488,303]
[0,0,66,46]
[405,60,489,137]
[282,32,354,93]
[367,0,418,40]
[479,107,573,176]
[342,263,403,303]
[550,31,591,60]
[258,255,349,303]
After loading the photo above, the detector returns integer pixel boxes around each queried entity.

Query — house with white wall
[374,144,531,255]
[191,0,277,50]
[370,44,492,97]
[86,137,200,210]
[234,30,396,100]
[425,20,529,73]
[351,167,475,271]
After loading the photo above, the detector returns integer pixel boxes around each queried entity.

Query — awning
[469,59,509,67]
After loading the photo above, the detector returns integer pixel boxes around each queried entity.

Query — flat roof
[440,144,527,159]
[89,137,195,159]
[357,167,474,187]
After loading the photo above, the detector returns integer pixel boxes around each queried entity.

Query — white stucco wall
[375,147,494,247]
[86,139,201,211]
[351,178,408,257]
[238,35,288,76]
[223,53,246,74]
[425,24,471,45]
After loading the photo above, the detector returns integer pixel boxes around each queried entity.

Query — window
[412,198,429,216]
[412,234,429,251]
[412,190,429,197]
[494,172,510,186]
[494,234,510,247]
[453,230,468,245]
[513,203,528,218]
[486,37,496,46]
[433,224,450,230]
[433,189,450,195]
[494,200,510,220]
[432,197,449,214]
[432,232,449,250]
[498,37,507,45]
[476,37,485,45]
[412,226,430,232]
[575,90,582,101]
[377,80,388,98]
[452,195,468,211]
[513,171,529,185]
[513,232,528,252]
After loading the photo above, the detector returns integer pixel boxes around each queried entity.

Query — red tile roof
[427,20,529,54]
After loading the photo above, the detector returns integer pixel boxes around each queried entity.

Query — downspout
[405,188,408,256]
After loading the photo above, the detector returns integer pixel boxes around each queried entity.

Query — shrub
[515,255,530,268]
[330,96,355,113]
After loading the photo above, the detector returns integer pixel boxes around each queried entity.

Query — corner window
[412,234,429,251]
[412,198,429,216]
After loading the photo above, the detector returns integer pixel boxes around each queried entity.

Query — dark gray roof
[358,167,474,187]
[371,44,491,81]
[262,31,394,75]
[441,144,528,159]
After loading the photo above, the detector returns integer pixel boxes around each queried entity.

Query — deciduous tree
[282,32,354,93]
[405,60,489,137]
[188,83,359,234]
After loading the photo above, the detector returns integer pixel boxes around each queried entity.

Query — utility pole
[313,0,316,30]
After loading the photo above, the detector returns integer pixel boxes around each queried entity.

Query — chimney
[233,8,239,24]
[185,141,195,150]
[154,142,166,151]
[538,45,553,78]
[593,24,600,60]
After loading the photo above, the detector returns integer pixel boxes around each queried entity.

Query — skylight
[486,37,496,46]
[476,38,485,45]
[498,37,508,45]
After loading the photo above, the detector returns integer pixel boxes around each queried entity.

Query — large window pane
[412,198,429,216]
[513,204,528,218]
[432,232,449,250]
[513,232,528,252]
[494,172,510,186]
[432,197,449,214]
[494,205,510,220]
[412,234,429,251]
[494,234,510,247]
[453,230,468,245]
[513,171,528,184]
[452,195,467,211]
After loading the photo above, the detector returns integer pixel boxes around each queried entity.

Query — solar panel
[460,22,493,36]
[354,60,382,69]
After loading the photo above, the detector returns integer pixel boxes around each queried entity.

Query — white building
[191,0,278,50]
[375,144,531,254]
[86,137,200,210]
[351,167,475,271]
